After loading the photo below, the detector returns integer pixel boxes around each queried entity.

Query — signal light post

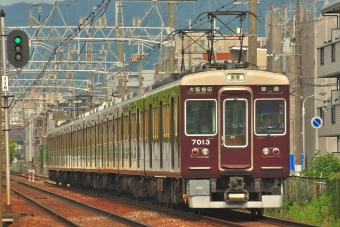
[2,26,30,220]
[7,29,29,68]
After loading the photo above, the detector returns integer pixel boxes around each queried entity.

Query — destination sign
[188,86,213,94]
[258,86,282,94]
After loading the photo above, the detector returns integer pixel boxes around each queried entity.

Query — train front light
[226,74,234,81]
[192,148,199,155]
[273,148,280,155]
[237,74,245,81]
[262,148,270,156]
[202,148,209,156]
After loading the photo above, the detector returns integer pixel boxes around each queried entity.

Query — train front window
[185,100,216,135]
[223,99,247,147]
[255,99,285,134]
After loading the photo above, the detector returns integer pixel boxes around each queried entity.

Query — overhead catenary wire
[11,0,111,111]
[14,0,277,110]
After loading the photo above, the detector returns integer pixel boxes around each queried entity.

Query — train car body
[47,65,289,213]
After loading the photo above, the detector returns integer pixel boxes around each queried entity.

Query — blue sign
[311,116,323,129]
[290,154,295,171]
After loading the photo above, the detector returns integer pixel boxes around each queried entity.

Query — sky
[1,0,57,6]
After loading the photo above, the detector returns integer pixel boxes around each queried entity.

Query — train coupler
[224,190,248,203]
[225,176,248,203]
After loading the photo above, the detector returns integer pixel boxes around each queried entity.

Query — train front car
[180,69,290,214]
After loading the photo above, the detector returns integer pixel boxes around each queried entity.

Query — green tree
[302,151,340,178]
[9,138,17,163]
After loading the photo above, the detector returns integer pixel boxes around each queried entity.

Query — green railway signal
[7,30,29,68]
[14,36,21,44]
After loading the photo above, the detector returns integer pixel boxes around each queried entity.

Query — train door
[219,87,252,170]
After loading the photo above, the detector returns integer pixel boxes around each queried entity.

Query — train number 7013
[191,139,210,145]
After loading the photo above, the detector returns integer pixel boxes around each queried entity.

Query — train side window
[98,120,106,167]
[113,117,116,167]
[105,118,109,167]
[78,127,82,167]
[122,114,125,168]
[185,100,216,135]
[136,108,140,168]
[94,122,97,167]
[255,99,285,135]
[149,104,153,168]
[159,101,163,168]
[72,130,75,168]
[170,98,175,169]
[85,125,88,167]
[128,111,132,168]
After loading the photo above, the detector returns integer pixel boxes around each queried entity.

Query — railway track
[40,180,316,227]
[9,173,318,227]
[41,181,243,227]
[9,177,148,227]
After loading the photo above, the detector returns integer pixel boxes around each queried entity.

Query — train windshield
[185,100,216,135]
[255,99,285,134]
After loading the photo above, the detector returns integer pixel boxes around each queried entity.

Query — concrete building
[317,0,340,157]
[265,1,337,168]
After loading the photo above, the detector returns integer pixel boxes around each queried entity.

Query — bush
[301,151,340,178]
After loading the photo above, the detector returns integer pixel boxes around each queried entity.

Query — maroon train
[47,63,290,215]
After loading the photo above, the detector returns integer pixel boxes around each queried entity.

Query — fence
[284,176,327,205]
[10,161,47,175]
[284,176,340,219]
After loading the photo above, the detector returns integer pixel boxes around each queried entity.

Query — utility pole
[1,8,14,214]
[167,2,175,74]
[0,9,4,225]
[248,0,258,68]
[294,0,302,166]
[116,1,125,97]
[137,43,144,95]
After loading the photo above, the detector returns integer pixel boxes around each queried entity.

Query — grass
[265,195,340,227]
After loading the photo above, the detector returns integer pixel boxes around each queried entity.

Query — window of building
[320,47,324,65]
[332,44,336,62]
[331,107,336,124]
[319,108,324,125]
[196,40,205,51]
[193,58,203,66]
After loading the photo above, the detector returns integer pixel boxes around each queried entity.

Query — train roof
[48,62,289,135]
[180,69,289,86]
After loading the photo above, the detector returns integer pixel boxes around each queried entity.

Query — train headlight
[262,148,270,156]
[226,74,234,81]
[192,148,199,155]
[237,74,245,81]
[202,148,209,156]
[273,148,280,155]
